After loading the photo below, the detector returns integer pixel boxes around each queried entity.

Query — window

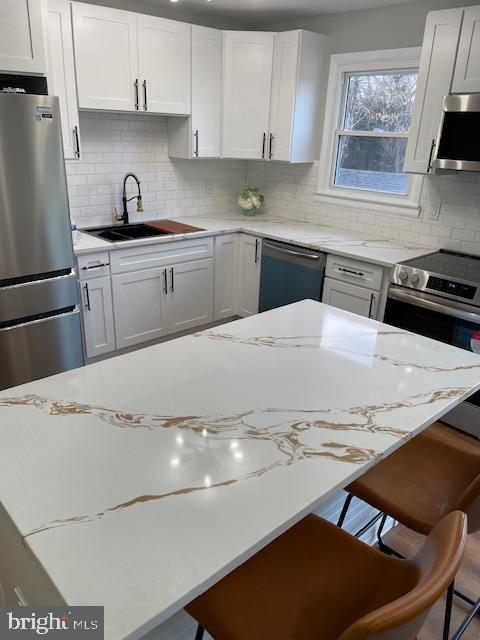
[316,49,423,216]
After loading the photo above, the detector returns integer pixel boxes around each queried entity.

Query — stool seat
[347,422,480,535]
[186,512,466,640]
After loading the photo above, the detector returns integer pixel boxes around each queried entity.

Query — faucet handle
[114,207,123,221]
[137,196,144,213]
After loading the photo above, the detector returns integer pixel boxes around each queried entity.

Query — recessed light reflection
[170,456,180,467]
[204,475,211,487]
[202,428,208,438]
[176,435,184,446]
[234,451,243,460]
[230,440,239,450]
[405,366,413,373]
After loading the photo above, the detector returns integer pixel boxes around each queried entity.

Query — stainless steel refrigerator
[0,92,84,390]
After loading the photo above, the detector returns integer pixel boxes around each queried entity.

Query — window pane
[343,71,417,132]
[334,135,409,195]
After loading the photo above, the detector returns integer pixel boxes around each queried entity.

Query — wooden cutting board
[146,220,205,234]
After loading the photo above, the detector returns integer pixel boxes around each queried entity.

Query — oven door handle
[388,286,480,323]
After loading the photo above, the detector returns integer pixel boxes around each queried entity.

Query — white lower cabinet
[214,234,239,320]
[167,259,214,333]
[80,276,116,358]
[112,267,169,349]
[237,235,262,317]
[112,257,214,349]
[322,255,385,320]
[322,278,379,319]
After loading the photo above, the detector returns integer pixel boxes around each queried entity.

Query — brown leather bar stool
[337,421,480,640]
[186,510,466,640]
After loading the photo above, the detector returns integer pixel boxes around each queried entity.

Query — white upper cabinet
[452,6,480,93]
[404,8,463,174]
[269,30,326,163]
[168,25,222,158]
[45,0,80,160]
[0,0,46,74]
[72,3,138,111]
[137,15,190,115]
[223,31,275,159]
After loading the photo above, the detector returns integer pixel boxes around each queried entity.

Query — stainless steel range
[384,249,480,438]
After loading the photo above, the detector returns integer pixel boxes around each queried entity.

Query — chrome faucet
[117,173,143,224]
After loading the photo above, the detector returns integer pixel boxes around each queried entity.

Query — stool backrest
[460,474,480,533]
[338,511,467,640]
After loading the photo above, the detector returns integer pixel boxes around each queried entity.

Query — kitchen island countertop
[1,300,479,640]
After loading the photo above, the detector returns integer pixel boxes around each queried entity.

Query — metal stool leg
[194,624,205,640]
[451,598,480,640]
[337,493,354,528]
[443,582,454,640]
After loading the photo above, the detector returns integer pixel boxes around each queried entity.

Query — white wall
[67,113,246,228]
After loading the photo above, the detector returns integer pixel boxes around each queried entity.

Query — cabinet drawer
[77,252,111,279]
[322,277,379,320]
[325,255,384,291]
[110,237,214,274]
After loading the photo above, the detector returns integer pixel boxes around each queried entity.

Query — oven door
[384,286,480,437]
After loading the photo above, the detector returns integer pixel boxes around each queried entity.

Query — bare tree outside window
[333,71,417,195]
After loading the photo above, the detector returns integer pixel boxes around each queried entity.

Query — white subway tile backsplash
[68,113,246,227]
[246,160,480,256]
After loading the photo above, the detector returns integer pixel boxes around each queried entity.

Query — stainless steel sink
[83,223,171,243]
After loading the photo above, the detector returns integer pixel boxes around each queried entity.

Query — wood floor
[384,525,480,640]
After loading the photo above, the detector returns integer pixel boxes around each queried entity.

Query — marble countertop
[74,215,432,267]
[1,301,479,640]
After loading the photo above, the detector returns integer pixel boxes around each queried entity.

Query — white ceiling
[132,0,418,28]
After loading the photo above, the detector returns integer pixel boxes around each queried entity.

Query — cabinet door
[137,15,190,115]
[71,3,138,111]
[167,259,214,333]
[452,7,480,93]
[80,276,115,359]
[0,0,46,74]
[223,31,274,159]
[214,235,238,320]
[268,31,299,162]
[404,9,463,174]
[46,0,80,160]
[322,277,378,319]
[237,235,261,317]
[112,268,168,349]
[192,25,222,157]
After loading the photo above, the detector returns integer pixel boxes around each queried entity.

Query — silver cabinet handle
[368,292,377,318]
[427,138,436,172]
[170,267,175,292]
[263,241,320,261]
[337,266,366,278]
[163,269,168,294]
[143,79,148,111]
[81,262,109,270]
[261,133,266,159]
[254,239,259,263]
[134,79,139,110]
[194,129,199,157]
[269,133,274,159]
[83,283,91,311]
[73,125,80,158]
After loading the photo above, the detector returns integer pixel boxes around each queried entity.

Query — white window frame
[315,48,423,217]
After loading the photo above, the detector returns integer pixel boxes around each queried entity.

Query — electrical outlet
[425,202,440,221]
[205,178,214,195]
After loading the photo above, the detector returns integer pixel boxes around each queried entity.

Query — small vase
[243,207,257,217]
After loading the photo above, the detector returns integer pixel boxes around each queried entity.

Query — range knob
[411,272,420,286]
[399,270,409,284]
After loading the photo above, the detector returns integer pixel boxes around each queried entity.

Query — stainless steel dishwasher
[259,239,327,312]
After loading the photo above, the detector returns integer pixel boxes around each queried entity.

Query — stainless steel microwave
[432,94,480,172]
